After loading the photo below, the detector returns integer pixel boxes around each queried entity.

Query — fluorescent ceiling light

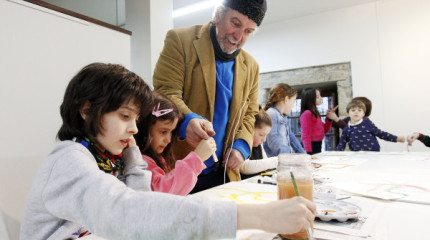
[173,0,222,18]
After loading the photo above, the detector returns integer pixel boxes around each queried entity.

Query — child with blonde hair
[337,100,405,151]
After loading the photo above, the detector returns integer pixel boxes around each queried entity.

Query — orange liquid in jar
[277,180,314,239]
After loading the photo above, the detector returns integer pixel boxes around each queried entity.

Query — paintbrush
[290,171,314,240]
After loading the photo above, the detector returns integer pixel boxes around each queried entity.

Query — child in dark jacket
[337,100,405,151]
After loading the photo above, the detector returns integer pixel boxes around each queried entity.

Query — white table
[195,151,430,240]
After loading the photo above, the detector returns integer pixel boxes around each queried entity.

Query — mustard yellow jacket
[153,22,259,181]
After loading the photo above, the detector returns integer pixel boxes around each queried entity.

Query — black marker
[257,179,277,185]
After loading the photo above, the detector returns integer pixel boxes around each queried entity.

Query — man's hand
[223,148,244,170]
[186,118,215,148]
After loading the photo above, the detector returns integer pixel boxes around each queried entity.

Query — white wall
[125,0,173,89]
[0,0,131,239]
[149,0,173,82]
[245,0,430,152]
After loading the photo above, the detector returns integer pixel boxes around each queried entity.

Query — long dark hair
[264,83,297,111]
[300,87,320,118]
[57,63,153,142]
[136,92,182,173]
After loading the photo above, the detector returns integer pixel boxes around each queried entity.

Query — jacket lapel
[194,23,216,120]
[229,53,246,126]
[227,54,247,182]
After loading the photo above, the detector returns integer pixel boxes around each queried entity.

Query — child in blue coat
[263,83,305,156]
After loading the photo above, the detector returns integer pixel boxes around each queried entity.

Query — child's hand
[407,132,420,145]
[326,106,339,122]
[237,197,316,234]
[397,136,405,143]
[194,137,217,161]
[263,197,316,235]
[127,136,136,148]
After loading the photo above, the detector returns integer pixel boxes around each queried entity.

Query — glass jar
[276,153,313,240]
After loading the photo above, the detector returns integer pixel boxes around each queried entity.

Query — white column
[125,0,173,89]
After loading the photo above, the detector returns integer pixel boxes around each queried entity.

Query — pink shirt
[300,110,332,152]
[142,152,206,196]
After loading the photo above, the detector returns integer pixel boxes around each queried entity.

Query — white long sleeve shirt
[240,145,278,175]
[20,141,236,240]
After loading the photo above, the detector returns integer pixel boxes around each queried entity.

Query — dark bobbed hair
[57,63,153,142]
[352,96,372,117]
[136,91,182,173]
[347,100,366,114]
[300,87,320,118]
[255,106,272,129]
[264,83,297,111]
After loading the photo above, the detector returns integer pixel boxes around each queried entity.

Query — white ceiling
[173,0,376,28]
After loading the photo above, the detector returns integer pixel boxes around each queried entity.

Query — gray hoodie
[20,141,236,239]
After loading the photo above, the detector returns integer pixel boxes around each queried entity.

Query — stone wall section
[259,62,352,118]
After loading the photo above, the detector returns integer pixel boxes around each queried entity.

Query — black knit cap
[223,0,267,26]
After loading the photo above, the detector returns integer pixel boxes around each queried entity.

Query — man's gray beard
[218,37,241,54]
[219,42,239,54]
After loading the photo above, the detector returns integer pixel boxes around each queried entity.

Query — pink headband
[152,103,173,117]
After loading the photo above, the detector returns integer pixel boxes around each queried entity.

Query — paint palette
[315,199,361,222]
